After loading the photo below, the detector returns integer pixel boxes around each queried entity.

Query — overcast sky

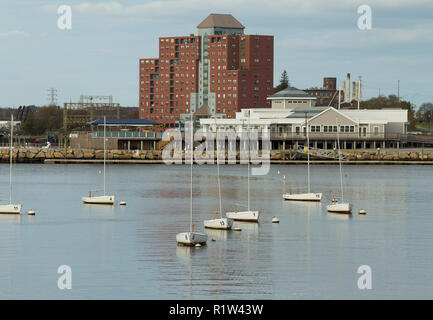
[0,0,432,108]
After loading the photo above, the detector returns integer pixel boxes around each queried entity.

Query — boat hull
[283,193,322,201]
[82,195,115,205]
[204,217,233,230]
[176,232,208,246]
[327,203,351,213]
[226,210,259,222]
[0,204,22,214]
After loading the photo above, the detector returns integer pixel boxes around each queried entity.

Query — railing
[268,132,386,140]
[296,145,347,160]
[91,131,163,139]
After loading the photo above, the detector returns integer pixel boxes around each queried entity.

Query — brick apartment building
[139,14,274,127]
[304,77,345,108]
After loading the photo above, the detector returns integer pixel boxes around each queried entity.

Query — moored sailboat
[226,115,259,222]
[327,105,352,214]
[283,112,322,201]
[82,116,115,205]
[0,115,22,214]
[177,114,207,246]
[204,118,233,230]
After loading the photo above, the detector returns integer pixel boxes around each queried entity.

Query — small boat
[0,204,22,214]
[0,115,22,215]
[176,231,208,246]
[226,206,259,222]
[82,116,115,205]
[327,100,352,214]
[82,194,115,205]
[283,193,322,201]
[203,119,233,230]
[225,115,260,223]
[204,216,233,230]
[326,202,351,213]
[283,113,322,202]
[177,113,207,246]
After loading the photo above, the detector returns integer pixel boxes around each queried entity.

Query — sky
[0,0,432,109]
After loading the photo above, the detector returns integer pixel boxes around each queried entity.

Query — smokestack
[346,73,351,103]
[352,81,358,101]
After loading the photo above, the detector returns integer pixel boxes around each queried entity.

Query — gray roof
[197,14,245,29]
[288,107,328,119]
[88,118,159,126]
[269,86,314,99]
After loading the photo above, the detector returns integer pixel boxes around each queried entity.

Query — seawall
[2,148,433,164]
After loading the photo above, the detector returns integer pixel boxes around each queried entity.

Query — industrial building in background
[304,74,361,108]
[63,95,120,131]
[139,13,274,128]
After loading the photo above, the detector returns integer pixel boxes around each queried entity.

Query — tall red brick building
[139,14,274,127]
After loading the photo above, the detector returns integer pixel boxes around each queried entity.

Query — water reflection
[1,164,432,299]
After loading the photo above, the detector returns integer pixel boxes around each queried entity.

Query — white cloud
[278,27,433,51]
[50,0,433,18]
[0,30,31,38]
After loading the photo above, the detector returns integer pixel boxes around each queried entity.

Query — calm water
[0,163,432,299]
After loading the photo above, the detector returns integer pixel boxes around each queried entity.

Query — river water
[0,163,432,299]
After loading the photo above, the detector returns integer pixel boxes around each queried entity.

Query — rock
[83,150,94,159]
[53,151,65,159]
[95,150,105,159]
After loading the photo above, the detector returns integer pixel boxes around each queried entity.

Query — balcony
[91,131,163,139]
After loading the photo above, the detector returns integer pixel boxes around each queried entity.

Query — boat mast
[305,112,310,193]
[103,116,106,196]
[9,114,13,204]
[190,112,193,232]
[214,116,223,218]
[247,115,250,211]
[336,117,344,202]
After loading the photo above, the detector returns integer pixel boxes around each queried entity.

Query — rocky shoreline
[2,148,433,163]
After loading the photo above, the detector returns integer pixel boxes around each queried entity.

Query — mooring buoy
[272,217,280,223]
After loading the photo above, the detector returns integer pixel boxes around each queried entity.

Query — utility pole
[358,76,362,110]
[397,80,400,101]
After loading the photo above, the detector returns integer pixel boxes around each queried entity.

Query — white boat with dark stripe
[225,115,260,223]
[176,114,207,246]
[283,112,322,202]
[0,115,22,215]
[226,209,259,222]
[82,117,115,206]
[327,99,352,215]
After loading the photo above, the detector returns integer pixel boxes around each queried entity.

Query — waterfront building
[70,118,161,150]
[200,88,408,150]
[139,13,274,128]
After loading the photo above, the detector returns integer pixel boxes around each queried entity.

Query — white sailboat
[0,115,22,214]
[204,119,233,230]
[82,116,115,205]
[283,112,322,201]
[327,115,352,214]
[176,114,208,246]
[226,115,259,222]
